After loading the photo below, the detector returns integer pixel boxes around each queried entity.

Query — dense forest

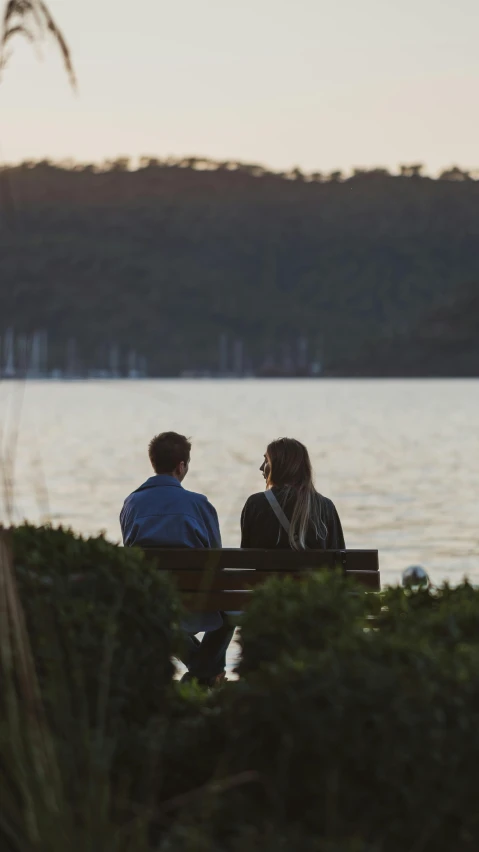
[0,158,478,377]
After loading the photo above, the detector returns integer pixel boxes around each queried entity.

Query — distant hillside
[0,160,478,376]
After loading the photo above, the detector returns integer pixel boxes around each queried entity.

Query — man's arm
[119,503,129,546]
[200,498,222,548]
[120,498,138,547]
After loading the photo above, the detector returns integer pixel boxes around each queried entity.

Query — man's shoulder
[123,478,156,502]
[182,488,216,512]
[122,489,138,508]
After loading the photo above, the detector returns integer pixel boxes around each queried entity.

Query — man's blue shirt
[120,474,222,549]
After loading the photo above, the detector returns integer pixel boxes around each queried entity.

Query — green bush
[238,571,377,676]
[171,578,479,852]
[11,524,182,725]
[210,649,479,850]
[0,524,188,851]
[3,526,479,852]
[379,581,479,649]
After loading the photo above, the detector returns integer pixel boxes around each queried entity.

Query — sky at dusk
[0,0,477,173]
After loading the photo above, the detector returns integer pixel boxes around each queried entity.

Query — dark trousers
[181,612,235,680]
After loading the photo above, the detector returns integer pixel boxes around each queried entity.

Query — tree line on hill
[0,158,478,377]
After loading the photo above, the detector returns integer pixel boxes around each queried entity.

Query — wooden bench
[142,548,380,611]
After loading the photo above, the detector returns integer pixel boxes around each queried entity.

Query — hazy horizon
[0,0,477,174]
[1,155,475,178]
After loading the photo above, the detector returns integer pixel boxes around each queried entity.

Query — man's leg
[183,613,235,681]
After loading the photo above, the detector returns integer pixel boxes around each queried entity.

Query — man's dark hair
[148,432,191,474]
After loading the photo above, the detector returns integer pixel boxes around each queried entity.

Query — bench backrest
[143,548,380,611]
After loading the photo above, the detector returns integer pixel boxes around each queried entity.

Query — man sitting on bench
[120,431,234,687]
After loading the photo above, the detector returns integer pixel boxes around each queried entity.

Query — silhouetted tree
[103,157,131,172]
[352,168,391,179]
[400,163,424,178]
[439,166,471,182]
[236,162,266,177]
[290,167,305,181]
[139,157,161,170]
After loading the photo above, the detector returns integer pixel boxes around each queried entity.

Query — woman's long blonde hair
[266,437,327,550]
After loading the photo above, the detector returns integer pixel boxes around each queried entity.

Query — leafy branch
[0,0,75,86]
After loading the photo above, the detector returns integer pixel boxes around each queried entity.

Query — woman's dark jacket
[240,487,345,550]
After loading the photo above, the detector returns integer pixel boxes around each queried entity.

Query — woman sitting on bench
[240,437,345,550]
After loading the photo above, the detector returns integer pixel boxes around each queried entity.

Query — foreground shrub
[173,577,479,852]
[11,524,182,723]
[210,647,479,850]
[3,526,479,852]
[0,525,186,851]
[379,580,479,649]
[238,571,377,676]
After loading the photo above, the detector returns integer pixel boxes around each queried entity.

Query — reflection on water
[1,379,478,590]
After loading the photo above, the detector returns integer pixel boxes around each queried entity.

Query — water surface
[1,378,478,586]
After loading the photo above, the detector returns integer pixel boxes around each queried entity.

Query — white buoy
[402,565,430,590]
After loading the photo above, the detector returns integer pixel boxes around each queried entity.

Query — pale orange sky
[0,0,478,173]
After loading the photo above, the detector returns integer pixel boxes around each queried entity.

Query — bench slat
[169,568,380,592]
[344,570,380,590]
[143,548,379,572]
[142,548,380,602]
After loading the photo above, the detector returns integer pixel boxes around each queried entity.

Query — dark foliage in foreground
[170,576,479,851]
[1,525,479,850]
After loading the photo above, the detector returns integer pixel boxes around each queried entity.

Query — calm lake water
[1,379,478,587]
